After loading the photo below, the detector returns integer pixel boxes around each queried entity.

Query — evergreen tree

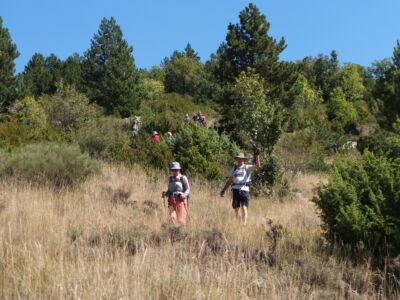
[62,53,83,89]
[45,53,63,94]
[164,45,205,96]
[214,3,286,84]
[184,43,200,61]
[82,17,138,117]
[22,53,52,97]
[314,51,340,101]
[0,16,19,111]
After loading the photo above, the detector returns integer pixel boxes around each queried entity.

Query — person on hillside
[130,116,141,137]
[162,162,190,225]
[151,131,161,143]
[220,149,261,225]
[166,131,173,140]
[184,113,190,123]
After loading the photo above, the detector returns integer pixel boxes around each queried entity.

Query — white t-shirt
[229,164,254,191]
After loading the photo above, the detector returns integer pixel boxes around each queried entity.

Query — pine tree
[215,3,286,84]
[82,17,138,117]
[45,53,64,94]
[22,53,52,97]
[62,53,83,89]
[0,16,19,110]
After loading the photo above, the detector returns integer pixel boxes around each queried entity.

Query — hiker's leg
[232,190,241,222]
[234,208,241,222]
[239,191,249,226]
[241,205,248,226]
[168,198,177,224]
[176,199,187,225]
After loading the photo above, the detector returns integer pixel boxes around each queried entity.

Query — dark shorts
[232,189,249,209]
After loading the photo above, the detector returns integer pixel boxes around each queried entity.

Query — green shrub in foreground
[313,151,400,259]
[1,143,100,186]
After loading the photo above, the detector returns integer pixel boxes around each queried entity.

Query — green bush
[130,134,174,172]
[77,117,132,164]
[170,123,239,180]
[358,130,400,160]
[0,143,100,186]
[40,85,101,133]
[313,151,400,258]
[251,155,281,196]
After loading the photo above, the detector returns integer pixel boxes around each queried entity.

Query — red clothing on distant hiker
[151,134,160,143]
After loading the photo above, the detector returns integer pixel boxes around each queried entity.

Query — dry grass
[0,165,394,299]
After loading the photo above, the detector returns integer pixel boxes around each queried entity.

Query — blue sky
[2,0,400,73]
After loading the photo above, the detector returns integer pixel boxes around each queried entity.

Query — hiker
[162,162,190,225]
[165,131,173,140]
[220,149,261,225]
[184,113,190,123]
[151,131,161,143]
[130,116,141,136]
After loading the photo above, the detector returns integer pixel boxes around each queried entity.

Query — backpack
[168,175,190,204]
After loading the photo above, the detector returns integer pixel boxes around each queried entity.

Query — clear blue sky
[2,0,400,73]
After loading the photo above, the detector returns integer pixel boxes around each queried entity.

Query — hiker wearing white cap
[162,162,190,225]
[220,149,261,225]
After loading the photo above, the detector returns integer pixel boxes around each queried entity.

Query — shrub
[276,129,329,173]
[0,143,100,186]
[77,117,133,164]
[313,151,400,259]
[358,130,400,160]
[170,123,239,180]
[252,155,281,196]
[130,134,174,172]
[40,85,101,133]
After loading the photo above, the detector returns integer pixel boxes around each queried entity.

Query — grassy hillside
[0,165,393,299]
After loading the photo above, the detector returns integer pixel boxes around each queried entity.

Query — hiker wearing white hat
[162,162,190,225]
[220,149,261,225]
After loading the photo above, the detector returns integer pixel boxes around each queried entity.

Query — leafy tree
[327,87,357,130]
[286,74,324,131]
[0,16,19,110]
[82,17,139,117]
[22,53,52,97]
[223,69,282,155]
[339,64,367,102]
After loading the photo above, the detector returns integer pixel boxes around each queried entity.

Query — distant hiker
[151,131,161,143]
[184,113,190,123]
[131,116,141,136]
[166,131,173,140]
[220,149,261,226]
[162,162,190,225]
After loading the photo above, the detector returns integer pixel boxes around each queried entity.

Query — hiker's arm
[251,154,261,170]
[181,176,190,198]
[220,177,233,197]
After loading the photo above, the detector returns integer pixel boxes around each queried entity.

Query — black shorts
[232,189,249,209]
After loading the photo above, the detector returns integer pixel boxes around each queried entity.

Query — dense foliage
[314,151,400,258]
[0,143,100,186]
